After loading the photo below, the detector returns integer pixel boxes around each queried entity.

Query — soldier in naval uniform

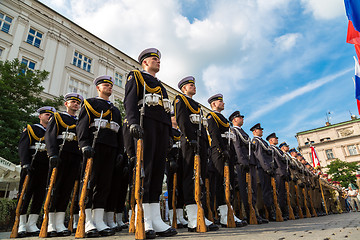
[17,106,55,237]
[266,133,289,220]
[77,75,124,237]
[206,94,245,227]
[124,48,177,238]
[251,123,276,222]
[229,111,268,224]
[44,93,83,237]
[173,77,218,231]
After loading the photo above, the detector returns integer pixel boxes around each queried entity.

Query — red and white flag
[310,146,320,168]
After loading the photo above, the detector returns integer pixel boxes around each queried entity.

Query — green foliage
[0,59,63,164]
[0,198,17,231]
[114,98,126,120]
[327,158,359,188]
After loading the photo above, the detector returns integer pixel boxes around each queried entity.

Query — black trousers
[180,138,208,206]
[166,146,184,209]
[142,117,169,203]
[18,156,49,215]
[236,164,257,212]
[82,143,116,209]
[49,151,81,212]
[275,175,286,210]
[257,168,274,208]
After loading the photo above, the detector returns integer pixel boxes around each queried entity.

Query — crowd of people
[12,48,355,239]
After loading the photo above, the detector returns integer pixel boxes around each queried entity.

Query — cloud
[246,67,353,122]
[274,33,302,52]
[301,0,345,20]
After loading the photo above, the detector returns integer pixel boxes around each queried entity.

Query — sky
[39,0,358,149]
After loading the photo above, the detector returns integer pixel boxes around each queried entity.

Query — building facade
[0,0,209,112]
[296,116,360,169]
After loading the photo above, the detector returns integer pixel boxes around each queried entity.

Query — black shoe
[257,216,269,224]
[120,224,128,230]
[57,229,71,237]
[207,223,219,231]
[27,230,40,237]
[146,230,156,239]
[156,227,177,237]
[72,228,77,233]
[115,226,122,232]
[188,227,196,232]
[17,231,27,238]
[47,231,57,237]
[99,227,115,236]
[85,229,99,238]
[235,221,244,227]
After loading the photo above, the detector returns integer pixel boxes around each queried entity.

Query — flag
[354,57,360,114]
[310,146,320,168]
[347,20,360,45]
[344,0,360,32]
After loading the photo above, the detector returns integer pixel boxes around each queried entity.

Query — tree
[114,98,126,120]
[0,59,63,164]
[327,158,359,188]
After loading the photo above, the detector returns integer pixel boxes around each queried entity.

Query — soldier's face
[183,83,196,96]
[39,112,52,124]
[233,116,243,126]
[97,83,113,96]
[213,99,224,111]
[143,56,160,73]
[65,100,80,111]
[253,129,263,137]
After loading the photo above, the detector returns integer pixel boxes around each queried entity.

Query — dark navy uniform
[124,70,171,203]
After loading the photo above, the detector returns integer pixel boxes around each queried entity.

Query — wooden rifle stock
[129,167,136,233]
[235,191,243,220]
[319,178,328,215]
[68,180,79,232]
[224,162,236,228]
[194,154,207,232]
[270,177,283,222]
[205,178,214,222]
[302,187,312,218]
[10,175,30,238]
[135,139,145,240]
[75,157,93,238]
[246,172,257,224]
[307,188,317,217]
[39,167,58,238]
[285,181,295,220]
[294,185,304,218]
[171,173,177,228]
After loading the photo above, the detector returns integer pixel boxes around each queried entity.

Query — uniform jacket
[269,145,288,177]
[206,111,229,153]
[252,136,273,172]
[231,126,256,166]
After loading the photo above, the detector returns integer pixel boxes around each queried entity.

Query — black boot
[266,206,276,222]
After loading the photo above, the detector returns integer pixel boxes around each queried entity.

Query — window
[21,58,36,70]
[68,78,89,99]
[348,145,358,156]
[0,12,13,33]
[26,28,43,48]
[72,51,92,72]
[320,137,331,142]
[305,141,314,146]
[115,72,123,87]
[325,149,335,159]
[0,47,3,57]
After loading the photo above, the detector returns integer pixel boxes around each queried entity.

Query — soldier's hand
[169,160,178,173]
[82,146,95,159]
[49,155,60,169]
[266,169,275,177]
[22,164,34,175]
[130,124,143,139]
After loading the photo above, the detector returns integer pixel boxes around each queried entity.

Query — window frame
[21,57,36,71]
[26,27,43,48]
[72,51,92,73]
[68,78,89,99]
[325,149,335,160]
[0,12,13,34]
[347,145,358,156]
[114,72,123,87]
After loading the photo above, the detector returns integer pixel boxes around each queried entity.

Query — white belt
[172,142,181,148]
[57,132,77,141]
[137,94,172,113]
[90,119,120,133]
[221,132,236,141]
[29,142,46,152]
[190,114,208,127]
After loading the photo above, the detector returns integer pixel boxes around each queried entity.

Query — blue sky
[40,0,357,148]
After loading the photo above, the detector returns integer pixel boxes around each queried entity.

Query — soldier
[251,123,276,222]
[77,75,124,237]
[266,133,289,220]
[17,106,55,237]
[44,93,83,237]
[229,111,268,224]
[206,94,245,227]
[124,48,177,238]
[174,77,218,231]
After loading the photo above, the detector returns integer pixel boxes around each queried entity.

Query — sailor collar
[141,70,161,82]
[34,123,46,131]
[62,111,78,120]
[96,96,112,104]
[233,126,242,130]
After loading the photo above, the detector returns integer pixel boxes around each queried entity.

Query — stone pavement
[1,212,359,240]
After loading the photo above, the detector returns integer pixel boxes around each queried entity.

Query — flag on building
[310,146,320,168]
[354,57,360,114]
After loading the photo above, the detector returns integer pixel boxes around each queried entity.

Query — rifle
[68,180,79,232]
[129,166,136,233]
[302,187,312,218]
[171,172,177,228]
[194,108,206,232]
[285,181,295,220]
[10,137,42,238]
[319,177,328,215]
[307,188,317,217]
[246,172,257,224]
[294,184,304,218]
[224,128,236,228]
[235,190,243,220]
[270,177,284,222]
[134,79,147,240]
[205,179,214,222]
[246,140,257,225]
[40,126,69,238]
[75,111,103,238]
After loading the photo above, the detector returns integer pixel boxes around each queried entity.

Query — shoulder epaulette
[83,99,112,125]
[209,112,229,128]
[130,70,162,96]
[26,124,44,145]
[175,94,200,116]
[54,112,76,135]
